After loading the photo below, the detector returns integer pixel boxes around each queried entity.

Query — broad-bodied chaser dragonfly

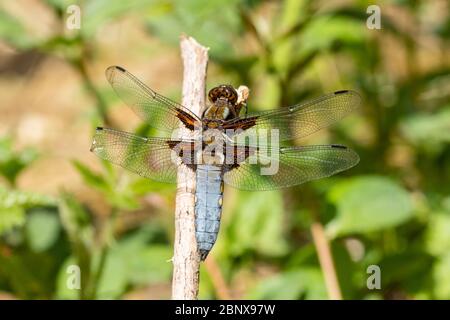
[91,66,360,260]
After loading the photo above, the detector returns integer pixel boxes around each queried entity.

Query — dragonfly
[91,66,360,260]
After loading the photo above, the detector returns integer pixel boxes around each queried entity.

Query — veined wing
[90,127,196,183]
[105,66,201,134]
[223,144,359,191]
[224,90,361,142]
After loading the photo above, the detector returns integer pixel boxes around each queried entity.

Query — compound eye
[227,89,237,104]
[208,90,218,102]
[220,86,236,103]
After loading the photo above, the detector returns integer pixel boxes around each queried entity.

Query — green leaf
[114,230,172,285]
[433,252,450,299]
[378,251,433,286]
[0,206,25,235]
[58,193,93,248]
[0,10,36,48]
[45,0,75,10]
[223,190,289,257]
[105,192,140,211]
[129,177,174,195]
[145,0,242,58]
[0,136,38,185]
[95,250,128,299]
[247,268,327,299]
[82,0,159,37]
[425,212,450,256]
[400,107,450,155]
[72,160,109,192]
[0,187,54,207]
[57,249,131,300]
[125,246,172,285]
[95,244,172,298]
[299,15,365,54]
[327,176,414,236]
[0,187,56,234]
[72,161,140,210]
[26,209,61,252]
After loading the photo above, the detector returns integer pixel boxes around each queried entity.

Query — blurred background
[0,0,449,300]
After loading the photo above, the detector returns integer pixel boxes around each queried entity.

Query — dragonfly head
[208,85,238,105]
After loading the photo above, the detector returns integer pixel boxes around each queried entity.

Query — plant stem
[89,208,118,299]
[205,256,232,300]
[310,219,342,300]
[72,56,113,127]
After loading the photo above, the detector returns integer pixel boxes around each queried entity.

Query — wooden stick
[171,35,209,300]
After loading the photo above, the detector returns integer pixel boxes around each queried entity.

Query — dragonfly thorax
[203,99,234,120]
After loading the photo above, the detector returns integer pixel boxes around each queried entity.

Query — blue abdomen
[195,164,223,260]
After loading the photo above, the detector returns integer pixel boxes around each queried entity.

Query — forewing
[225,90,360,142]
[223,144,359,190]
[90,127,196,183]
[105,66,200,134]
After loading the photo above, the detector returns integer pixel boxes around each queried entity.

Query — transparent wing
[225,90,361,142]
[90,127,196,183]
[105,66,201,134]
[223,144,359,191]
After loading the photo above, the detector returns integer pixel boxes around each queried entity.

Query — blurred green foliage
[0,0,449,300]
[0,137,38,187]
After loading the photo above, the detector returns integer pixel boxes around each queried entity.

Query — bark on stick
[171,35,209,300]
